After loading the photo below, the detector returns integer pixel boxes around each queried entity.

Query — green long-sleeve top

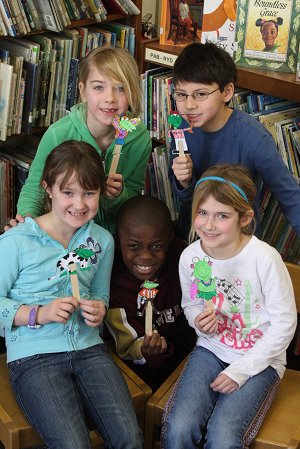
[17,103,152,234]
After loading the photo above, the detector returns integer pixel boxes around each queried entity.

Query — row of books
[140,66,174,141]
[0,21,136,140]
[0,0,140,36]
[0,136,38,230]
[145,144,179,223]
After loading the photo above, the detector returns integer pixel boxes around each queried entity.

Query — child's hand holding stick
[109,115,141,175]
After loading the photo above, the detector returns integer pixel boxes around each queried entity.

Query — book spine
[0,0,17,36]
[16,0,31,32]
[26,0,42,29]
[68,0,80,19]
[16,76,25,133]
[20,0,36,30]
[10,0,27,34]
[0,6,7,35]
[51,0,68,27]
[58,0,72,25]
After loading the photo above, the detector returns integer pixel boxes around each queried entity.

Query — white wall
[142,0,161,26]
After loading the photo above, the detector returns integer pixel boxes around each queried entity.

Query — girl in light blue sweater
[0,140,142,449]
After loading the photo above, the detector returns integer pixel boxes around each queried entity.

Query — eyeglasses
[171,87,220,102]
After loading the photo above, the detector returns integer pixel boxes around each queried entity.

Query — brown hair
[41,140,106,194]
[79,47,142,117]
[190,164,256,242]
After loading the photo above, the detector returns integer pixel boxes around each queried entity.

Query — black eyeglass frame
[171,87,220,102]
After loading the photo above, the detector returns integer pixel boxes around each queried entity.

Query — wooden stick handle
[109,144,122,174]
[145,301,153,334]
[69,263,80,301]
[178,140,185,157]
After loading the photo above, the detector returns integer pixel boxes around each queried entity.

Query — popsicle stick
[69,262,80,301]
[145,301,153,334]
[109,144,122,175]
[178,140,185,157]
[205,298,215,313]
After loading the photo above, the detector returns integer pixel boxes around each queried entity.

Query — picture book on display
[159,0,202,46]
[234,0,300,73]
[201,0,237,56]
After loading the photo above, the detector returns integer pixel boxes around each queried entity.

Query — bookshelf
[0,0,142,229]
[141,41,300,103]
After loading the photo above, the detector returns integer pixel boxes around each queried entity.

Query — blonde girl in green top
[6,47,151,235]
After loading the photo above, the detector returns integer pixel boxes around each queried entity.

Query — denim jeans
[161,346,280,449]
[9,344,143,449]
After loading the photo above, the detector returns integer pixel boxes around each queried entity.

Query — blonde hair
[189,164,256,242]
[79,47,142,117]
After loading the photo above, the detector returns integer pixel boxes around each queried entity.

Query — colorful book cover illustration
[201,0,237,56]
[160,0,201,46]
[234,0,300,73]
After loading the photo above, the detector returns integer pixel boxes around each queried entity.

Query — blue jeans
[161,346,280,449]
[9,344,143,449]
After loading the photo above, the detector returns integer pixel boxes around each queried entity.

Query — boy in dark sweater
[105,196,196,391]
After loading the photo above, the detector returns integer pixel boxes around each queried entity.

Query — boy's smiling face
[118,221,172,281]
[174,80,234,132]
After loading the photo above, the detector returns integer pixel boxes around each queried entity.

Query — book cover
[201,0,237,56]
[234,0,300,73]
[0,62,13,141]
[160,0,201,46]
[119,0,140,15]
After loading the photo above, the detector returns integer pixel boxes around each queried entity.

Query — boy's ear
[240,210,255,228]
[223,82,235,102]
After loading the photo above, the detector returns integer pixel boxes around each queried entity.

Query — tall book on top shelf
[200,0,237,56]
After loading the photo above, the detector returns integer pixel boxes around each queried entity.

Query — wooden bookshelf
[142,41,300,103]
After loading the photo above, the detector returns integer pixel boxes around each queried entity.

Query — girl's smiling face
[194,195,251,259]
[45,173,100,233]
[79,67,129,129]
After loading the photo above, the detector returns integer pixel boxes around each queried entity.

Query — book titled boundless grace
[234,0,300,73]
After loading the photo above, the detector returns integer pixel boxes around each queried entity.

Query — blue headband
[195,176,248,203]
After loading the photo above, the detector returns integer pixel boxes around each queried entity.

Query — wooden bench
[0,351,152,449]
[144,262,300,449]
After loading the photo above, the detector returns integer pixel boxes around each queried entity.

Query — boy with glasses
[170,42,300,241]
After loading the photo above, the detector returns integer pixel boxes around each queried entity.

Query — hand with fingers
[79,299,107,327]
[141,330,168,356]
[172,154,193,188]
[194,309,218,335]
[105,174,123,199]
[210,373,239,394]
[4,213,29,231]
[38,297,78,324]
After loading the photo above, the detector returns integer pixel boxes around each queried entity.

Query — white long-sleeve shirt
[180,236,297,387]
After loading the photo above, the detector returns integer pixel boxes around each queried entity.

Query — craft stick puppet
[69,262,80,301]
[137,280,159,334]
[168,112,192,157]
[110,115,141,174]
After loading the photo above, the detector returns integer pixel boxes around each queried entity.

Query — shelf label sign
[145,48,178,67]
